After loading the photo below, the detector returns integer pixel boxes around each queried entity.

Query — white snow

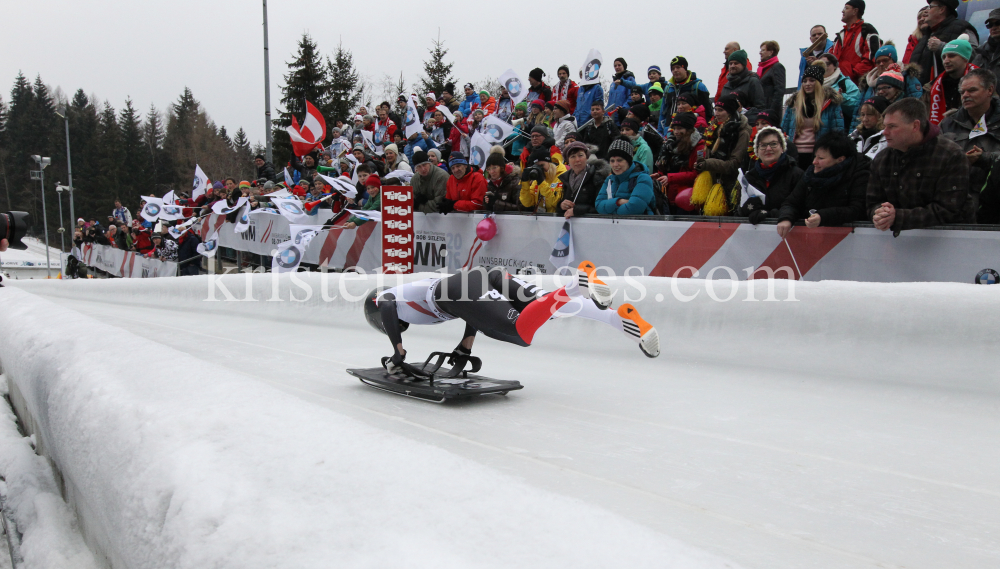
[0,278,742,569]
[2,272,999,568]
[0,375,99,569]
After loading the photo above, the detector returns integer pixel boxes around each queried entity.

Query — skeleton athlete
[364,261,660,376]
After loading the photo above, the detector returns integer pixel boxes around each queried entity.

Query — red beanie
[365,174,381,187]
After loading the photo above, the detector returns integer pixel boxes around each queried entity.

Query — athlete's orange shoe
[618,303,660,358]
[578,260,613,309]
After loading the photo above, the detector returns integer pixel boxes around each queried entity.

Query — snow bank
[0,285,740,569]
[0,375,99,569]
[15,271,999,380]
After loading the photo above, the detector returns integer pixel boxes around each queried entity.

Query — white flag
[345,154,361,185]
[404,95,423,139]
[549,221,575,269]
[469,132,494,169]
[157,203,187,221]
[272,224,321,273]
[499,69,528,105]
[233,202,252,233]
[162,190,175,205]
[264,188,291,199]
[317,172,359,199]
[197,231,220,258]
[271,196,332,226]
[384,169,414,184]
[436,104,457,125]
[737,169,767,207]
[283,167,295,187]
[140,197,164,222]
[168,217,196,240]
[345,209,382,222]
[361,129,379,155]
[192,165,209,201]
[212,196,248,215]
[482,115,514,143]
[579,49,604,87]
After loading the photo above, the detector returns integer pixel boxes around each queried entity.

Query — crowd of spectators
[72,0,1000,278]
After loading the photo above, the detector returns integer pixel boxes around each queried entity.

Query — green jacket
[349,192,380,226]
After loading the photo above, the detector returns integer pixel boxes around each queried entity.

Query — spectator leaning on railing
[595,138,656,215]
[740,126,805,224]
[868,98,974,236]
[776,130,870,237]
[557,141,609,219]
[411,150,449,213]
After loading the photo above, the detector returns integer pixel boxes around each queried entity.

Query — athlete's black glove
[384,349,407,375]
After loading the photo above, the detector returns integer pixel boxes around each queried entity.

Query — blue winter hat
[648,65,662,75]
[874,44,898,63]
[448,152,469,168]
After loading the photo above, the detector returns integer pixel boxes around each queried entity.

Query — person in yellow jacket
[520,148,567,213]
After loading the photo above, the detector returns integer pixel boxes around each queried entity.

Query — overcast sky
[6,0,922,147]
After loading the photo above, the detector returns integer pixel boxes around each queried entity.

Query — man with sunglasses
[909,0,979,85]
[972,9,1000,82]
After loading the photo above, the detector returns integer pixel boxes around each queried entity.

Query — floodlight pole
[263,0,273,163]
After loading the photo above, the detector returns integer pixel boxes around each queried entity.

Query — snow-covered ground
[1,272,998,568]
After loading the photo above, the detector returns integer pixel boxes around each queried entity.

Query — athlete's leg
[435,268,530,346]
[531,265,662,358]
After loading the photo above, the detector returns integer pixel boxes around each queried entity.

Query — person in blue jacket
[607,58,635,124]
[799,25,836,86]
[574,82,605,127]
[595,138,657,215]
[620,65,668,97]
[782,62,845,169]
[458,83,475,118]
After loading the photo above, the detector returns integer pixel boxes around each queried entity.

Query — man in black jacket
[578,100,621,160]
[254,155,276,184]
[558,142,610,218]
[910,0,979,85]
[758,41,787,119]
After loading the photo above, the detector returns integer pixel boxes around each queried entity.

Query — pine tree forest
[1,33,459,246]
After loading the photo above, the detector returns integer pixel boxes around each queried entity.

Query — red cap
[365,174,381,187]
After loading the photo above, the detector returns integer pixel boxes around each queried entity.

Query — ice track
[5,272,1000,569]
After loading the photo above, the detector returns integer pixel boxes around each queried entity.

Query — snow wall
[1,273,997,568]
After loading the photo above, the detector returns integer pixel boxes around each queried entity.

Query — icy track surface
[5,272,1000,569]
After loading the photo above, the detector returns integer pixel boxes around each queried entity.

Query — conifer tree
[326,41,361,125]
[94,102,122,208]
[418,33,456,99]
[143,104,168,192]
[119,98,145,203]
[273,33,329,165]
